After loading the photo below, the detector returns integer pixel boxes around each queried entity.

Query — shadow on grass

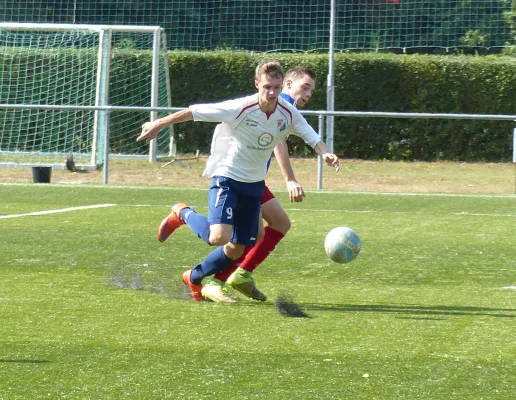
[104,272,516,320]
[302,303,516,319]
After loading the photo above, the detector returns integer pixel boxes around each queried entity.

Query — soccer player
[200,66,318,302]
[138,61,339,302]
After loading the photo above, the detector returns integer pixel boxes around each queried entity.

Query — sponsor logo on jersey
[247,132,275,151]
[258,132,273,146]
[246,118,258,127]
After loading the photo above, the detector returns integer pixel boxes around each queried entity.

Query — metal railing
[1,103,515,187]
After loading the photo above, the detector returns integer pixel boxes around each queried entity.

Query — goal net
[0,23,171,169]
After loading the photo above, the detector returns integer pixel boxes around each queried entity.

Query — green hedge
[166,52,516,162]
[2,48,515,161]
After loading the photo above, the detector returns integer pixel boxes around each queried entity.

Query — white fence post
[148,27,161,163]
[317,114,325,190]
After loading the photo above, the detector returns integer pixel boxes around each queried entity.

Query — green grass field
[1,183,515,399]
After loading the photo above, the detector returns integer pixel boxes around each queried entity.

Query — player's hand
[287,180,305,203]
[137,120,163,143]
[322,153,340,172]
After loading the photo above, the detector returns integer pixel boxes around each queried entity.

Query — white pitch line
[285,208,516,217]
[0,204,117,219]
[449,211,516,217]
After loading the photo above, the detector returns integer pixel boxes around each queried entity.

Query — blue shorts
[208,176,265,246]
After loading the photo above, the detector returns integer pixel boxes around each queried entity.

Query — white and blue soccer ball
[324,226,362,264]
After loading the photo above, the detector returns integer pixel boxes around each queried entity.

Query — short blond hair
[255,61,284,81]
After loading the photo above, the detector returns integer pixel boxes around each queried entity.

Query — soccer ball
[324,226,362,264]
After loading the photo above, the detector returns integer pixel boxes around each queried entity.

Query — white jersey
[190,94,321,183]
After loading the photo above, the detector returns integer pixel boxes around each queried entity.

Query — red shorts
[261,185,275,205]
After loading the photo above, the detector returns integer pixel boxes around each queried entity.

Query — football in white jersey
[190,94,320,183]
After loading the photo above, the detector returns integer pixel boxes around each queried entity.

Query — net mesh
[0,27,171,167]
[0,29,99,166]
[1,1,513,52]
[109,32,171,158]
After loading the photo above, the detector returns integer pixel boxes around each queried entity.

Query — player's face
[255,74,283,112]
[285,75,316,108]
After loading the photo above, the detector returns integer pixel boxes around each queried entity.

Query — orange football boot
[182,269,203,301]
[157,202,189,242]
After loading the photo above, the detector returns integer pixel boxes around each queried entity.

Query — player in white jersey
[137,61,339,301]
[191,93,320,182]
[201,67,318,302]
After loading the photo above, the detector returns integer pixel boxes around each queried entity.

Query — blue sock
[190,247,235,284]
[180,208,210,244]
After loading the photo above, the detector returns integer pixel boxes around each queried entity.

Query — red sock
[240,227,285,273]
[213,246,251,282]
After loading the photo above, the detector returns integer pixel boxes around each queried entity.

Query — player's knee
[281,217,292,234]
[224,243,245,260]
[208,225,231,246]
[208,232,230,246]
[268,215,291,235]
[262,201,291,235]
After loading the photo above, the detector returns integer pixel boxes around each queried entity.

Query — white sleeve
[290,110,321,148]
[189,98,243,123]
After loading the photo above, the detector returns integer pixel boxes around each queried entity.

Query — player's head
[282,66,317,108]
[255,61,284,109]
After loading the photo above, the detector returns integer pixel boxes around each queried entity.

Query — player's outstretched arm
[274,140,305,203]
[137,109,193,143]
[290,110,340,173]
[314,141,340,172]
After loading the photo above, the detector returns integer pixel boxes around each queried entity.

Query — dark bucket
[32,166,52,183]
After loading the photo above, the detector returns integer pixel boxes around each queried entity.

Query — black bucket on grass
[32,166,52,183]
